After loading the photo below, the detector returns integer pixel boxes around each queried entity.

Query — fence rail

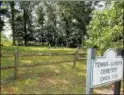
[1,60,84,70]
[1,53,87,57]
[1,55,14,58]
[1,66,15,70]
[1,48,87,80]
[20,60,73,68]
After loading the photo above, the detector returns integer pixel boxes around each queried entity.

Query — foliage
[2,1,123,49]
[0,1,8,32]
[86,1,123,52]
[2,1,93,47]
[58,1,93,47]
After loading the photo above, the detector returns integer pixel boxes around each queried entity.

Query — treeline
[0,1,94,47]
[0,1,123,49]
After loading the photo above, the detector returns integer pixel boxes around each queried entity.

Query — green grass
[1,46,76,54]
[1,62,86,94]
[1,46,123,94]
[1,46,86,94]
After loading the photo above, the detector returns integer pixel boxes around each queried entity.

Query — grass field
[1,46,123,94]
[1,46,87,94]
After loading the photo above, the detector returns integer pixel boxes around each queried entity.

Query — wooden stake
[72,46,80,68]
[14,49,18,80]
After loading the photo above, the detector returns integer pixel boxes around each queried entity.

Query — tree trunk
[81,31,84,47]
[62,12,70,47]
[80,25,85,48]
[41,24,44,45]
[66,37,69,47]
[0,17,1,45]
[23,9,27,45]
[10,1,15,45]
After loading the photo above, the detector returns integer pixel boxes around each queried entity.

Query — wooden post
[114,81,121,95]
[72,46,80,68]
[114,49,123,95]
[114,1,124,95]
[86,48,96,94]
[14,49,18,80]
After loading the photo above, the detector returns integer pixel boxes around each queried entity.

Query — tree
[0,1,8,31]
[2,1,95,47]
[0,1,9,45]
[58,1,94,47]
[44,1,58,47]
[14,14,24,45]
[10,1,15,45]
[86,1,123,53]
[17,1,40,45]
[36,2,45,45]
[70,1,93,46]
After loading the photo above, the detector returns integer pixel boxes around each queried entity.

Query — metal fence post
[14,49,18,80]
[86,48,96,94]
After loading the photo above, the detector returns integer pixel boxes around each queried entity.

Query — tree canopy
[86,1,123,52]
[1,1,123,49]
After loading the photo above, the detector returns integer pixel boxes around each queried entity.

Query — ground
[1,46,123,94]
[1,46,86,94]
[1,62,86,94]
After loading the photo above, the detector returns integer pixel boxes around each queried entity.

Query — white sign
[91,48,123,88]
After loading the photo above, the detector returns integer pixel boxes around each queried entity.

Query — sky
[2,18,12,38]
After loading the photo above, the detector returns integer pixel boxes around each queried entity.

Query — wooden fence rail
[20,60,74,68]
[0,59,85,70]
[0,66,15,70]
[1,55,14,58]
[1,53,87,58]
[1,48,87,80]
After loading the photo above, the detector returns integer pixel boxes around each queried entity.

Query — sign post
[86,48,123,94]
[114,49,123,95]
[86,48,96,94]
